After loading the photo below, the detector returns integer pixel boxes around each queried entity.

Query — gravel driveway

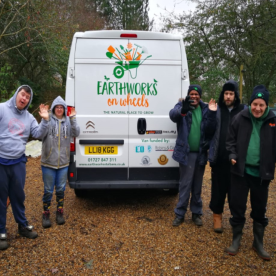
[1,157,276,275]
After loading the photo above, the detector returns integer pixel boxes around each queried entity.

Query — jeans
[41,166,68,204]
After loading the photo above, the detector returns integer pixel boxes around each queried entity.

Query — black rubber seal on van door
[79,140,124,145]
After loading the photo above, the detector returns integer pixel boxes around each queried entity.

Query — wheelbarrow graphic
[106,43,152,79]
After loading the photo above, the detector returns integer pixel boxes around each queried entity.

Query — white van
[65,30,189,196]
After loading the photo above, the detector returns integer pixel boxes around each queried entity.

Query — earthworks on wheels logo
[106,43,152,79]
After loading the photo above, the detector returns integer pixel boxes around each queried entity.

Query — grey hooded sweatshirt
[41,96,80,169]
[0,85,49,159]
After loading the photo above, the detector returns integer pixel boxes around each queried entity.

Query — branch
[0,0,31,38]
[0,33,41,55]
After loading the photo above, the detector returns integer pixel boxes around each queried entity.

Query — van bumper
[69,180,179,189]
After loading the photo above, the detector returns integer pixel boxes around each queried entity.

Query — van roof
[73,30,182,40]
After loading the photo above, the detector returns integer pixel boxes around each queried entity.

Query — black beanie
[188,84,202,97]
[250,85,269,106]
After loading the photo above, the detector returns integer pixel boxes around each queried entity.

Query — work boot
[18,223,38,239]
[0,233,9,250]
[252,221,270,261]
[225,224,243,255]
[42,210,51,228]
[213,213,223,233]
[56,208,65,225]
[192,213,203,226]
[172,216,184,227]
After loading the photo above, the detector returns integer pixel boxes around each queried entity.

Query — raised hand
[39,104,49,121]
[68,107,76,117]
[231,159,236,165]
[208,98,217,111]
[181,95,195,114]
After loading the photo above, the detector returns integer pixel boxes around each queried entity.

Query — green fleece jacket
[245,106,270,177]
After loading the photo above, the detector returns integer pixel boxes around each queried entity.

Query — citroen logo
[86,121,95,129]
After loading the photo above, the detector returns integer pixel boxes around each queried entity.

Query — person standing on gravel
[0,85,49,251]
[208,80,246,233]
[170,85,217,227]
[41,96,79,229]
[225,85,275,260]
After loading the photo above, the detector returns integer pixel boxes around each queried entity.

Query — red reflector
[120,34,137,38]
[70,173,74,178]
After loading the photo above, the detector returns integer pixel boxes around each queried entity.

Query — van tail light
[67,105,76,152]
[70,137,75,152]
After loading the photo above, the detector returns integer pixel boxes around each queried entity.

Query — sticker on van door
[97,43,158,111]
[106,43,152,79]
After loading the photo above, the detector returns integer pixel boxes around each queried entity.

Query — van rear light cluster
[67,105,76,152]
[120,34,137,38]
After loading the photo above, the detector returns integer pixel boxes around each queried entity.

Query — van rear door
[127,39,184,181]
[74,38,129,180]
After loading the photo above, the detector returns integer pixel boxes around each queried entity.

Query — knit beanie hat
[250,85,269,106]
[188,84,202,97]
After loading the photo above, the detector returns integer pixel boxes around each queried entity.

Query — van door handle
[137,118,146,135]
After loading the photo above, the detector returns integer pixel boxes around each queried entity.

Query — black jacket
[208,80,246,166]
[226,108,276,180]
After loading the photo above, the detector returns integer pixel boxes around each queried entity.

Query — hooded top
[40,96,80,169]
[218,79,240,107]
[0,85,49,159]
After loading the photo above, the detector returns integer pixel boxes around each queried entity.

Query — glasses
[55,106,64,110]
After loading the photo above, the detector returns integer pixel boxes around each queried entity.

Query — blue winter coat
[169,100,216,166]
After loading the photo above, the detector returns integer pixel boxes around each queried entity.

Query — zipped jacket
[208,104,246,166]
[208,80,246,166]
[169,100,216,166]
[41,96,80,169]
[226,108,276,180]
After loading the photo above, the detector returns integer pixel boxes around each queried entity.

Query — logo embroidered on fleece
[269,123,275,127]
[8,118,25,136]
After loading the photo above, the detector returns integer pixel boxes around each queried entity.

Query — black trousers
[229,173,269,227]
[209,163,231,214]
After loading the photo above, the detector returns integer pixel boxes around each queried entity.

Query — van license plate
[84,146,118,155]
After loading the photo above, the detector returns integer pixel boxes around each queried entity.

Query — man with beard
[208,80,246,233]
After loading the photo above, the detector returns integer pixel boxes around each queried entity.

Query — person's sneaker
[172,216,184,227]
[192,213,203,226]
[0,233,9,250]
[56,208,65,225]
[18,223,38,239]
[42,211,51,228]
